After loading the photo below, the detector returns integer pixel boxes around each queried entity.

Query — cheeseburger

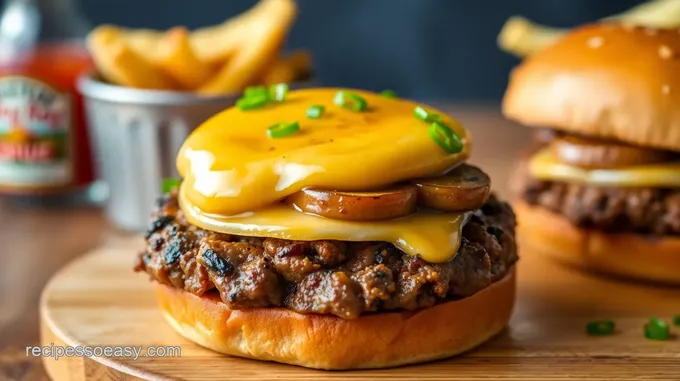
[503,23,680,284]
[135,88,518,369]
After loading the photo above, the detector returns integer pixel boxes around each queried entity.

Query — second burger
[503,23,680,284]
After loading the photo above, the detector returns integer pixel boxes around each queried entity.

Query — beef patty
[515,155,680,236]
[135,191,518,319]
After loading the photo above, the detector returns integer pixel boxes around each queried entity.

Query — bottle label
[0,76,72,189]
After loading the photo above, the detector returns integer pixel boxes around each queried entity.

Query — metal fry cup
[78,73,312,231]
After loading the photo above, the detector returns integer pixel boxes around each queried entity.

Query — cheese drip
[179,186,469,263]
[530,148,680,187]
[177,88,470,215]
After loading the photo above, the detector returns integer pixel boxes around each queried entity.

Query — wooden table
[1,106,679,380]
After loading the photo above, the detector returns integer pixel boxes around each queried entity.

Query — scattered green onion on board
[267,121,300,138]
[334,91,367,112]
[306,105,325,119]
[644,317,670,341]
[271,83,289,102]
[236,94,269,110]
[586,320,615,336]
[428,121,463,154]
[161,178,182,193]
[673,315,680,326]
[380,89,397,98]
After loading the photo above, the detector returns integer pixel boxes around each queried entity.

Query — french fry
[261,58,297,86]
[86,0,309,93]
[198,0,298,95]
[260,50,312,85]
[499,0,680,58]
[190,0,276,65]
[153,27,215,89]
[87,25,178,90]
[497,16,566,58]
[123,28,164,57]
[605,0,680,28]
[284,50,312,78]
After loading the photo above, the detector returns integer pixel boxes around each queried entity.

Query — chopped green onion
[236,94,269,110]
[428,122,463,154]
[306,105,325,119]
[586,320,615,336]
[380,89,397,98]
[271,83,289,102]
[414,106,441,123]
[334,91,367,112]
[161,178,181,193]
[244,86,269,99]
[644,317,670,340]
[673,315,680,326]
[414,106,429,121]
[267,121,300,138]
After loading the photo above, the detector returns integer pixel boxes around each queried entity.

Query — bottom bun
[155,268,516,370]
[515,201,680,284]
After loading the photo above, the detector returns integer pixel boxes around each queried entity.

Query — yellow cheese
[529,148,680,187]
[177,88,470,215]
[179,186,469,263]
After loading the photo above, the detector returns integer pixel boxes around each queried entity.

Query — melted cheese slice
[180,186,469,263]
[530,148,680,187]
[177,88,470,215]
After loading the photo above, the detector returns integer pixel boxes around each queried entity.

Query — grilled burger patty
[135,191,518,319]
[521,177,680,235]
[513,138,680,236]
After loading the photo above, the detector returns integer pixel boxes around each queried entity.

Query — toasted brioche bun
[503,23,680,152]
[155,268,516,370]
[515,201,680,284]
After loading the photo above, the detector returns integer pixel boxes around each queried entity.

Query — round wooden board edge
[39,248,168,381]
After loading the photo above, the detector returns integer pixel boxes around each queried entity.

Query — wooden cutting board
[40,238,680,381]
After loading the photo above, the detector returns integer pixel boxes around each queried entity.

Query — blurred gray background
[82,0,643,100]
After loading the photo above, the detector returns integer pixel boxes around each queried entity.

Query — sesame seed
[662,85,671,95]
[659,45,674,59]
[588,36,604,49]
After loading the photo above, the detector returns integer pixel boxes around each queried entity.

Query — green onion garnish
[428,122,463,154]
[244,86,269,99]
[586,320,615,336]
[267,121,300,138]
[414,106,429,121]
[271,83,289,102]
[673,315,680,326]
[414,106,441,123]
[644,317,670,340]
[380,89,397,98]
[334,91,367,112]
[236,94,269,110]
[306,105,325,119]
[161,178,181,193]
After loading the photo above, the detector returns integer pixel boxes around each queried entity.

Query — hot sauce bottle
[0,0,96,205]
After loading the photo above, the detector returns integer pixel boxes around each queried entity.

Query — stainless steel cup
[78,73,312,232]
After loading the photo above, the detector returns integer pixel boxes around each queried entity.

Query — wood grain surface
[39,232,680,380]
[3,107,680,380]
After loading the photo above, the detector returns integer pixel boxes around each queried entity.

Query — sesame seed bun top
[502,23,680,152]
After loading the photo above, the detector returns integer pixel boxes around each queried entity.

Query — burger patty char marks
[135,192,518,319]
